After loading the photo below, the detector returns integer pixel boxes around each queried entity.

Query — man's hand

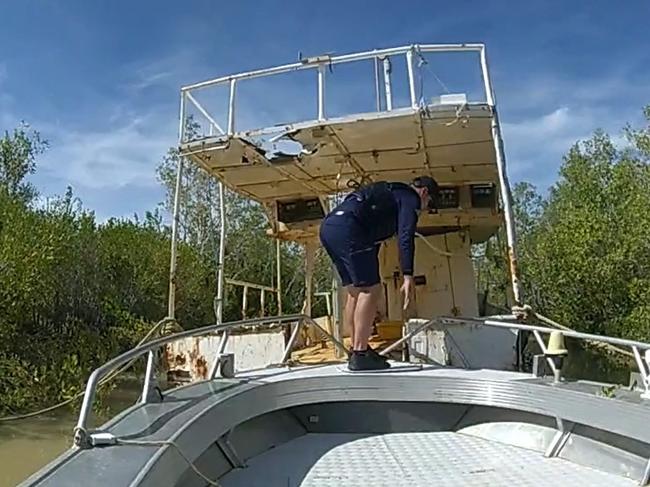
[400,275,415,310]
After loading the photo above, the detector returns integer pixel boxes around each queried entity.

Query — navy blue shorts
[319,209,380,288]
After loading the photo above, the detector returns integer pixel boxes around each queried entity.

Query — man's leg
[352,284,381,351]
[344,287,358,346]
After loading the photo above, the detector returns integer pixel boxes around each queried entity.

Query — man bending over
[319,176,438,371]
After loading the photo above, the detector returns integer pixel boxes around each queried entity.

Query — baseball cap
[412,176,439,209]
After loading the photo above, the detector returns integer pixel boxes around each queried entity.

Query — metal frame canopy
[177,44,507,203]
[168,43,523,315]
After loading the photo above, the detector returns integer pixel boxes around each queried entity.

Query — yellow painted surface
[377,321,403,340]
[379,233,478,320]
[291,335,397,364]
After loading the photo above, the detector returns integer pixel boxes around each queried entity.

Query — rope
[115,438,222,486]
[532,311,634,358]
[415,232,464,257]
[0,317,175,422]
[443,102,469,127]
[415,50,451,94]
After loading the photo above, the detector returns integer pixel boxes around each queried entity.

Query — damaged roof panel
[180,104,499,203]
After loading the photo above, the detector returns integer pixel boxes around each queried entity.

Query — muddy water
[0,381,141,487]
[0,344,636,487]
[0,412,76,487]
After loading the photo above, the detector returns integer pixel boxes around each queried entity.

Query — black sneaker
[348,345,388,362]
[348,350,391,371]
[368,346,388,362]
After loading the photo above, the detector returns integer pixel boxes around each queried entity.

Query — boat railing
[177,43,494,143]
[73,313,650,448]
[73,314,346,447]
[393,316,650,396]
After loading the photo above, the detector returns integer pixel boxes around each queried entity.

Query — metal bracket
[141,351,163,404]
[632,347,650,400]
[545,418,573,458]
[216,430,246,468]
[73,427,91,449]
[212,353,235,379]
[531,354,547,378]
[640,457,650,486]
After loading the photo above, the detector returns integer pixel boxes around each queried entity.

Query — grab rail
[178,43,494,141]
[73,313,346,447]
[74,312,650,447]
[382,316,650,398]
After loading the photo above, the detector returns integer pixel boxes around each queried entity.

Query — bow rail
[73,313,650,448]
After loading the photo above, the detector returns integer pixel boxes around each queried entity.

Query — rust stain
[507,248,520,283]
[193,355,209,380]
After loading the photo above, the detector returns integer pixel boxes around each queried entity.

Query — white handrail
[74,312,650,448]
[181,44,484,92]
[177,43,489,145]
[73,314,346,447]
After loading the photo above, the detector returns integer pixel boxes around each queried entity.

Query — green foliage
[474,181,544,310]
[525,115,650,339]
[156,146,332,321]
[476,105,650,341]
[0,123,47,203]
[0,126,215,413]
[5,102,647,415]
[0,186,216,414]
[1,119,331,414]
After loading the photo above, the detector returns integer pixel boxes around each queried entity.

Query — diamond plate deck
[221,432,636,487]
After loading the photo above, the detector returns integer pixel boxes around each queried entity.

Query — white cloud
[498,57,649,190]
[502,106,615,187]
[122,48,200,94]
[501,68,649,116]
[128,69,175,92]
[38,113,175,191]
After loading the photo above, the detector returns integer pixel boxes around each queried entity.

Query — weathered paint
[380,232,479,321]
[507,247,522,307]
[165,328,286,383]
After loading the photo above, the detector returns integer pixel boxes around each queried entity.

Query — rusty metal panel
[165,329,286,383]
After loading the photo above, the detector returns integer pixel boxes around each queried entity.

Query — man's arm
[396,193,419,276]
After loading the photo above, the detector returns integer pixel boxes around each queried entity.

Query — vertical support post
[304,243,316,318]
[406,47,418,109]
[632,346,650,399]
[215,182,226,325]
[178,92,186,145]
[260,289,265,317]
[210,329,230,379]
[532,330,558,376]
[301,242,316,346]
[479,46,523,306]
[324,293,332,316]
[167,147,184,319]
[382,57,393,111]
[374,56,381,112]
[227,78,237,135]
[209,184,228,379]
[141,351,156,404]
[317,64,326,121]
[276,238,283,315]
[242,285,248,319]
[324,292,333,337]
[332,275,344,358]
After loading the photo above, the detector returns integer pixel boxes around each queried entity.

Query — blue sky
[1,0,649,221]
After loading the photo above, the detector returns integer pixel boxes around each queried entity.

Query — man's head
[411,176,439,210]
